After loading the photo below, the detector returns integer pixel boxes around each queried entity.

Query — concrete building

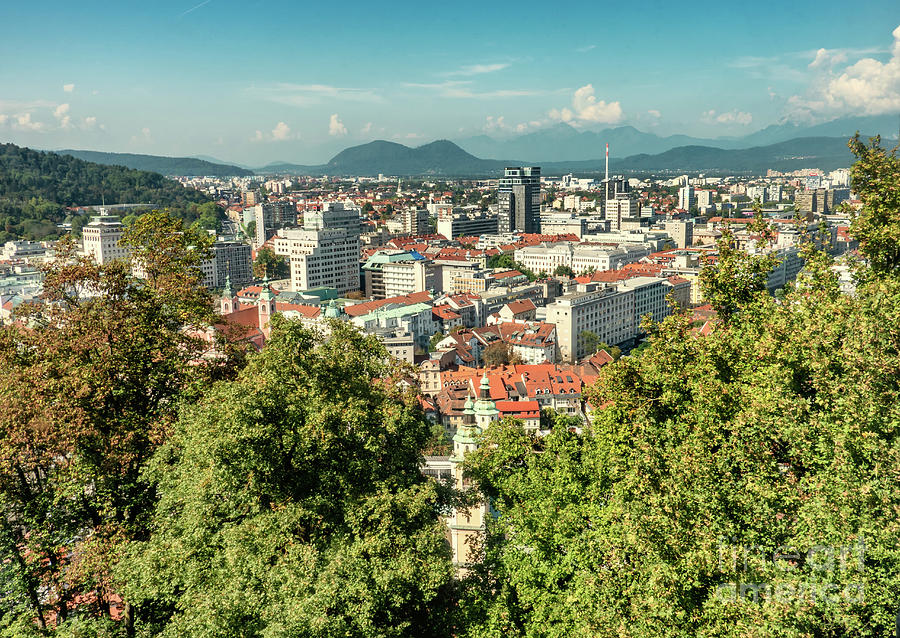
[747,185,768,203]
[382,259,437,298]
[270,202,362,294]
[400,207,430,235]
[436,208,499,239]
[664,220,694,249]
[498,167,541,234]
[2,240,47,261]
[251,201,297,247]
[514,242,650,275]
[545,285,635,363]
[696,190,716,209]
[605,195,638,231]
[82,210,129,265]
[618,276,670,331]
[273,228,360,294]
[678,184,695,210]
[794,188,850,213]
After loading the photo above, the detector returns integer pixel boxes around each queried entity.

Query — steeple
[258,274,277,336]
[473,372,499,431]
[220,272,238,315]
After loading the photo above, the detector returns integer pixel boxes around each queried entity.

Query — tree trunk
[124,601,135,638]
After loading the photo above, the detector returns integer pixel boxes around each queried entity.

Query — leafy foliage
[252,246,289,279]
[458,137,900,636]
[0,143,216,241]
[119,320,455,637]
[0,212,240,634]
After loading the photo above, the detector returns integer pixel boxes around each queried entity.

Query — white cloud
[361,121,373,135]
[251,130,264,142]
[53,103,72,128]
[253,83,384,106]
[272,121,291,141]
[576,44,596,53]
[329,113,347,136]
[14,113,46,132]
[83,116,97,129]
[647,109,661,118]
[404,80,545,99]
[63,83,75,93]
[550,84,623,125]
[809,48,848,69]
[131,127,152,144]
[0,114,7,126]
[484,115,507,132]
[443,63,510,77]
[788,24,900,121]
[701,109,753,125]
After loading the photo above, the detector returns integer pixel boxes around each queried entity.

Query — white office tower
[678,185,696,210]
[273,202,361,293]
[605,196,638,231]
[82,209,129,265]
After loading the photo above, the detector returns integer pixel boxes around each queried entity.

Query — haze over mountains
[453,114,899,162]
[41,114,897,178]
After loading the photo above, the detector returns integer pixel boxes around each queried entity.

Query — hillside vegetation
[58,149,254,177]
[0,143,216,241]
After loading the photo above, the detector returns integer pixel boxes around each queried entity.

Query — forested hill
[58,149,254,177]
[0,143,213,241]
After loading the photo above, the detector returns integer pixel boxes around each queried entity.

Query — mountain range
[453,114,899,162]
[43,114,896,178]
[258,136,858,177]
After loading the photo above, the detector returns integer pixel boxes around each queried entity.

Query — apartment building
[545,286,635,363]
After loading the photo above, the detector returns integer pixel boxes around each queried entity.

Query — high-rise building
[664,220,694,249]
[605,195,638,231]
[252,201,297,247]
[498,167,541,234]
[400,207,430,235]
[82,210,129,265]
[198,240,253,290]
[272,203,362,293]
[678,185,696,211]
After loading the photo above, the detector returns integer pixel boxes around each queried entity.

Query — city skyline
[1,0,898,165]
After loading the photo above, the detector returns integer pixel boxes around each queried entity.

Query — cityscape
[2,1,900,636]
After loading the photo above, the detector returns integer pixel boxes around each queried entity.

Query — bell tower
[258,275,276,336]
[447,374,498,573]
[220,273,238,315]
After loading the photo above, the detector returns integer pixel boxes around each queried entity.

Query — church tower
[220,273,239,315]
[447,374,498,572]
[258,275,276,336]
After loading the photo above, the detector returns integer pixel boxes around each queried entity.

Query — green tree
[0,212,238,634]
[429,331,446,352]
[457,138,900,636]
[847,134,900,277]
[553,265,575,277]
[699,210,779,323]
[580,330,600,355]
[253,245,289,279]
[119,320,455,637]
[481,340,520,367]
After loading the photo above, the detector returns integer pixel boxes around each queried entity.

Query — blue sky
[1,0,898,165]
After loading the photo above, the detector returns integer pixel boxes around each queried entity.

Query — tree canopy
[119,319,455,637]
[0,143,218,242]
[458,137,900,636]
